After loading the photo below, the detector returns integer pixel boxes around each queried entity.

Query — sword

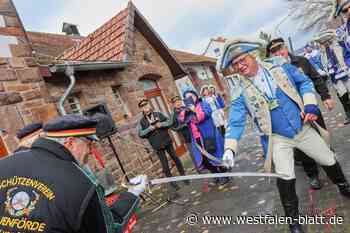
[122,143,286,191]
[150,172,287,186]
[122,172,288,194]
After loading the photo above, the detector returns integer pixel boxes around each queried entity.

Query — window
[214,47,221,57]
[67,96,82,114]
[111,87,131,117]
[193,65,213,80]
[143,48,152,63]
[140,79,158,91]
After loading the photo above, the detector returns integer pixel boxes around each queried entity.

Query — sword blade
[150,172,287,186]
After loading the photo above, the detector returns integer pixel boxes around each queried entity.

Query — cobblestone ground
[134,89,350,233]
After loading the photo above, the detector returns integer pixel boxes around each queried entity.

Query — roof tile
[58,8,129,62]
[171,49,217,65]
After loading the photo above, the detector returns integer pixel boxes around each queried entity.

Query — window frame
[67,95,82,114]
[111,86,131,117]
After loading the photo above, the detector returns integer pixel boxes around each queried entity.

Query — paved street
[134,89,350,233]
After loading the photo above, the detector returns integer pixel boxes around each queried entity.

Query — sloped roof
[171,49,216,65]
[27,31,83,64]
[56,1,186,78]
[203,36,227,56]
[58,9,128,62]
[212,37,227,43]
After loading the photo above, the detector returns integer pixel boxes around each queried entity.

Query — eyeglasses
[342,6,350,14]
[270,44,284,55]
[232,54,249,69]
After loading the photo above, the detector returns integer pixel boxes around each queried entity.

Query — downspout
[58,64,75,116]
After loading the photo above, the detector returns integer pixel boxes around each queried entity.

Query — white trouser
[212,109,226,127]
[334,78,350,97]
[272,125,336,180]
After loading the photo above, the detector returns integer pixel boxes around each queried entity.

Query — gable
[57,2,186,79]
[58,9,128,62]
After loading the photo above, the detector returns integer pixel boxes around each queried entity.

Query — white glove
[317,69,327,76]
[127,175,148,196]
[223,149,235,168]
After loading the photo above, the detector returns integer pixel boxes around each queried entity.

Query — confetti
[193,201,200,206]
[258,200,266,205]
[250,184,257,189]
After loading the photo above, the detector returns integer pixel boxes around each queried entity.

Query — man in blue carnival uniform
[217,39,350,233]
[313,29,350,124]
[304,43,329,78]
[333,0,350,67]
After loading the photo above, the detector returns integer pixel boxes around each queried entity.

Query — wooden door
[141,79,186,156]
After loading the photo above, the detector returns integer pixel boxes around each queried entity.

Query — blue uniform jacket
[226,62,316,157]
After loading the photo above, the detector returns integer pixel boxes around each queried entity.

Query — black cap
[266,38,285,58]
[16,122,43,139]
[43,114,98,140]
[138,98,149,108]
[171,96,181,103]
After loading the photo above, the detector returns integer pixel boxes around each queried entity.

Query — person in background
[170,95,200,173]
[333,0,350,67]
[314,30,350,125]
[179,90,229,185]
[266,37,335,190]
[200,85,226,137]
[304,43,329,79]
[209,85,226,136]
[137,98,188,193]
[15,122,43,152]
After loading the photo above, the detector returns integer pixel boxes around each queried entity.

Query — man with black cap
[266,37,335,190]
[138,98,188,191]
[0,114,147,233]
[15,122,43,152]
[217,38,350,233]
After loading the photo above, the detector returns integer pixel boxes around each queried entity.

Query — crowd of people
[212,2,350,232]
[137,84,229,197]
[4,1,350,233]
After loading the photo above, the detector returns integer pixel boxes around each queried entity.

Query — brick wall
[0,0,58,152]
[44,28,185,181]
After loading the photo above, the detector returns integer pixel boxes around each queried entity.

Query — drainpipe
[58,64,75,116]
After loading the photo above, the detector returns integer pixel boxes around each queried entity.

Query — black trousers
[156,144,185,177]
[294,114,327,178]
[195,138,226,174]
[218,126,225,138]
[338,92,350,114]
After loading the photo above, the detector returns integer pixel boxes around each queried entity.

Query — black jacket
[0,138,106,233]
[138,111,173,150]
[171,107,192,143]
[289,53,331,101]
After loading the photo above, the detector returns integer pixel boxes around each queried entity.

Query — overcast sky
[13,0,313,54]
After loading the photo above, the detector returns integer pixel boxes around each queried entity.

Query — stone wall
[44,28,185,180]
[0,0,58,152]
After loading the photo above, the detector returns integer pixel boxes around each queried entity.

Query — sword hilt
[121,173,153,194]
